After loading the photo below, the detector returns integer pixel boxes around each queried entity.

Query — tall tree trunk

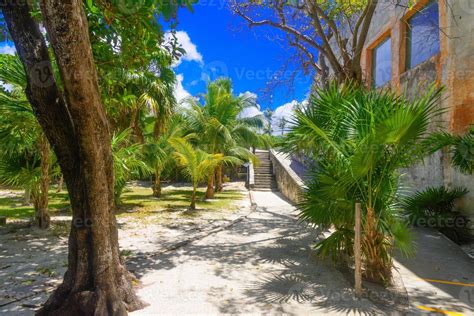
[152,169,162,198]
[205,173,215,199]
[1,1,145,315]
[215,164,223,192]
[34,134,51,229]
[190,185,197,210]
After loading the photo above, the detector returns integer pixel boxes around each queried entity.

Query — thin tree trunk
[1,2,145,314]
[205,173,215,199]
[35,134,51,229]
[23,188,31,206]
[152,169,162,198]
[151,116,162,197]
[56,175,64,193]
[130,109,145,144]
[190,185,197,210]
[215,164,223,192]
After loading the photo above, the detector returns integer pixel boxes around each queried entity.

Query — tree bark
[34,134,51,229]
[1,1,145,315]
[362,206,392,284]
[205,173,215,199]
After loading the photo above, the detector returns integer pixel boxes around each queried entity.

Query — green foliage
[185,78,265,162]
[402,186,469,243]
[284,82,444,282]
[0,54,57,194]
[423,127,474,174]
[170,137,241,186]
[112,129,151,204]
[169,137,241,207]
[403,186,468,222]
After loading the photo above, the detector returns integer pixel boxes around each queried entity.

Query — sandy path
[130,191,380,315]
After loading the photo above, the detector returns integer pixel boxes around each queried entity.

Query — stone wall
[269,150,305,204]
[356,0,474,235]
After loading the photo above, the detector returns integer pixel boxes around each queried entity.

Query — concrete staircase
[254,150,277,191]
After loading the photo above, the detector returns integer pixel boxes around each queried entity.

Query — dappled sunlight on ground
[0,182,248,314]
[130,191,382,315]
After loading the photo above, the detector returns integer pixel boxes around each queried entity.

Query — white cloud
[271,100,301,135]
[238,91,264,119]
[174,74,191,103]
[0,44,16,55]
[165,31,203,67]
[0,44,15,90]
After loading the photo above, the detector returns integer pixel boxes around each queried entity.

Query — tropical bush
[284,82,444,284]
[403,186,469,243]
[112,129,151,205]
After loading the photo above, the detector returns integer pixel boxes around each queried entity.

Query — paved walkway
[395,228,474,315]
[131,191,380,315]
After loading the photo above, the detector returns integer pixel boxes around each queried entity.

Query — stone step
[255,175,272,178]
[254,186,277,190]
[255,180,276,185]
[254,184,276,188]
[255,165,272,169]
[255,170,272,174]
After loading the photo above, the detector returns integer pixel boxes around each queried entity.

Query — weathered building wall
[335,0,474,233]
[442,0,474,233]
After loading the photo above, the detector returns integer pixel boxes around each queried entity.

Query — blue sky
[0,5,313,121]
[169,4,312,114]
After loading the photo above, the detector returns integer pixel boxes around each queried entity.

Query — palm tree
[0,54,53,228]
[263,108,273,135]
[143,114,187,197]
[185,78,264,198]
[277,117,287,135]
[169,137,241,209]
[111,129,151,205]
[284,82,443,284]
[102,67,177,197]
[101,66,177,140]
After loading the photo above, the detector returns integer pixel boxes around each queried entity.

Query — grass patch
[0,190,70,219]
[0,185,245,221]
[117,186,245,218]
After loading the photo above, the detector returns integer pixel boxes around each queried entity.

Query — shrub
[284,82,444,284]
[403,186,469,243]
